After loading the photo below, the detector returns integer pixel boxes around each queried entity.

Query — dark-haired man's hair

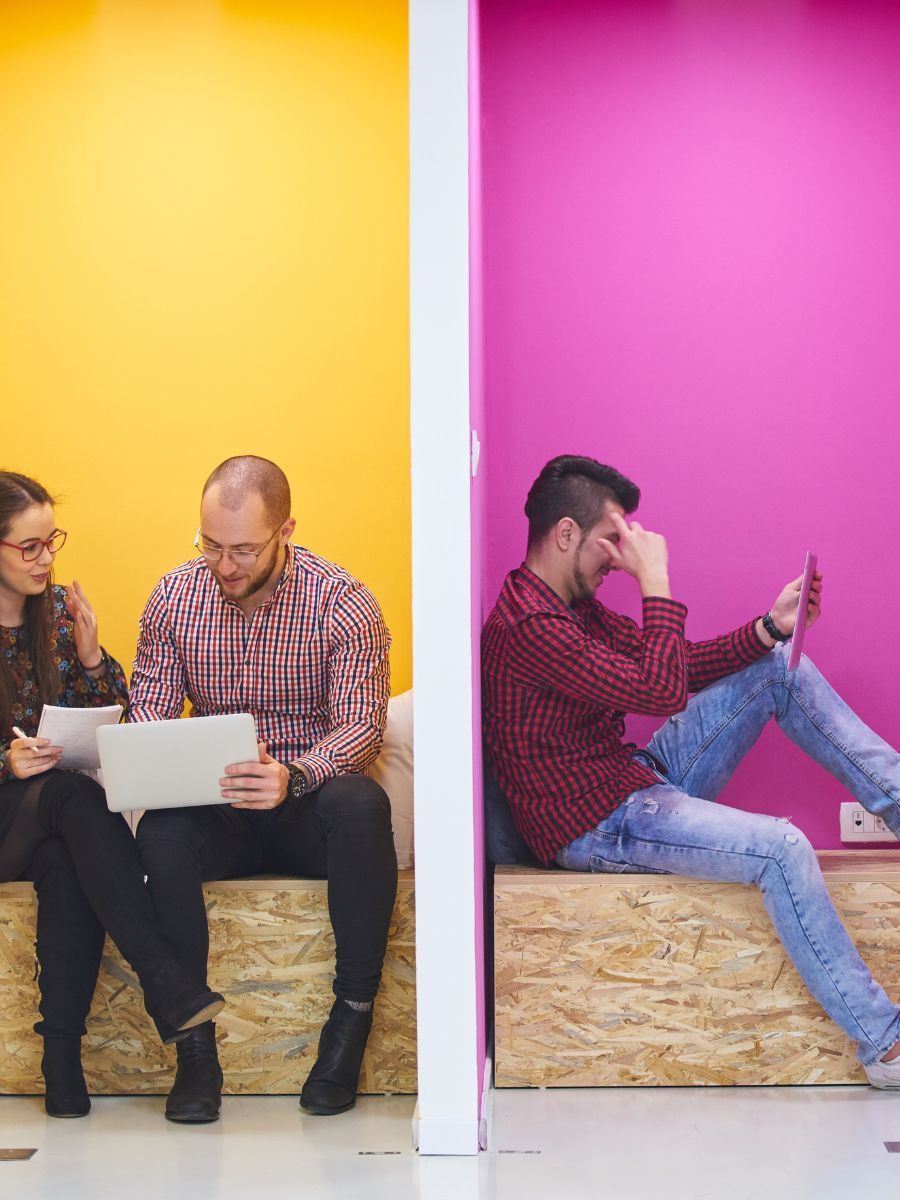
[202,455,291,525]
[525,455,640,547]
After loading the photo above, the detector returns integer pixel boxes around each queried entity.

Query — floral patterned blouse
[0,585,128,787]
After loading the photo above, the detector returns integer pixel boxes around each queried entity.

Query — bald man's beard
[209,544,282,603]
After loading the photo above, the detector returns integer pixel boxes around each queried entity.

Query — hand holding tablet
[787,551,818,672]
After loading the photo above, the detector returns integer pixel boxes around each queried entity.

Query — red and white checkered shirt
[129,545,391,787]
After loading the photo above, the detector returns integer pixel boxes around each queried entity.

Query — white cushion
[368,690,414,869]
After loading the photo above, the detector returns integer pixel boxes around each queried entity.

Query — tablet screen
[786,551,817,672]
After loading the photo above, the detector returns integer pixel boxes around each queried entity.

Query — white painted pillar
[409,0,481,1159]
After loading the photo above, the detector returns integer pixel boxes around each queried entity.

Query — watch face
[290,769,307,797]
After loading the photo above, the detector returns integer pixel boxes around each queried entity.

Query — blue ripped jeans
[556,643,900,1065]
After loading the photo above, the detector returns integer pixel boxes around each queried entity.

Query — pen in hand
[12,726,39,754]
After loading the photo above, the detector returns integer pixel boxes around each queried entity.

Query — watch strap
[761,611,790,643]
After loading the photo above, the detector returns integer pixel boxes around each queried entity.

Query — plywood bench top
[496,851,900,885]
[0,868,414,897]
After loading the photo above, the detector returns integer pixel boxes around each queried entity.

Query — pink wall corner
[479,0,900,849]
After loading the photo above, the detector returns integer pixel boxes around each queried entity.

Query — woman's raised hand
[66,579,102,670]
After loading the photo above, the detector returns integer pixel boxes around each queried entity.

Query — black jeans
[0,770,205,1040]
[136,774,398,1003]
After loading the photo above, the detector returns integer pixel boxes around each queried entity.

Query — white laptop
[97,714,260,813]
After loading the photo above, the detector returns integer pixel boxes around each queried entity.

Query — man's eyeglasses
[0,530,68,562]
[193,527,280,567]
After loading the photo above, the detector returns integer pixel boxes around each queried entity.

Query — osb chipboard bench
[495,853,900,1088]
[0,871,416,1096]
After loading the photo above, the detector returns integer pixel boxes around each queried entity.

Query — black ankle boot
[138,961,225,1042]
[165,1023,223,1124]
[151,989,225,1047]
[41,1037,90,1119]
[300,1000,374,1116]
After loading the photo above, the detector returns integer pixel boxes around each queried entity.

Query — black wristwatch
[286,763,310,800]
[761,611,790,643]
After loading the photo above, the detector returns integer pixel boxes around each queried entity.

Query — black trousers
[0,771,200,1040]
[136,774,398,1003]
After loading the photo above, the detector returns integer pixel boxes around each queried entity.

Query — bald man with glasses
[130,455,397,1125]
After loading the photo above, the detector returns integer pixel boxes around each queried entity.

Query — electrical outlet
[840,803,900,843]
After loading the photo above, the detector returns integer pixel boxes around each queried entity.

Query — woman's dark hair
[525,454,640,547]
[0,471,60,731]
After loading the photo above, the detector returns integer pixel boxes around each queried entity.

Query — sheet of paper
[36,705,124,770]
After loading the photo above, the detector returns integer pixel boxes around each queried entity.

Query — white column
[409,0,480,1158]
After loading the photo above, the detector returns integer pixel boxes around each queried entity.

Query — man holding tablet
[130,455,396,1123]
[483,454,900,1087]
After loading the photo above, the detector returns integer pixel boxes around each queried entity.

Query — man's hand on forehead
[597,512,671,598]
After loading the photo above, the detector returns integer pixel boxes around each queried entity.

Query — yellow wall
[0,0,410,690]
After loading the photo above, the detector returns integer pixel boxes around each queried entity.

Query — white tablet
[787,551,817,672]
[97,714,260,813]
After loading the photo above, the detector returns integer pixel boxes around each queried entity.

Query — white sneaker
[865,1056,900,1089]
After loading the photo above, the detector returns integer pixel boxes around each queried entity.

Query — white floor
[2,1086,900,1200]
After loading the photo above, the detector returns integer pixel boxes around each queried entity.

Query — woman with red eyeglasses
[0,471,224,1118]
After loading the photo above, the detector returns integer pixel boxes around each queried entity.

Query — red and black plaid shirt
[481,566,770,864]
[129,545,391,787]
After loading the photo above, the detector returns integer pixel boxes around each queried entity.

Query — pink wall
[478,0,900,849]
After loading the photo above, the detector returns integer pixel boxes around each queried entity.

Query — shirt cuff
[294,753,337,792]
[82,649,110,686]
[642,595,688,635]
[742,616,775,658]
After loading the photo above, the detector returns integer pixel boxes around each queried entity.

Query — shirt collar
[515,564,579,616]
[515,564,601,624]
[274,543,295,593]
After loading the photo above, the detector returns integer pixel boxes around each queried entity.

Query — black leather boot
[139,963,225,1042]
[149,987,225,1046]
[300,1000,373,1116]
[41,1037,90,1119]
[164,1023,223,1124]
